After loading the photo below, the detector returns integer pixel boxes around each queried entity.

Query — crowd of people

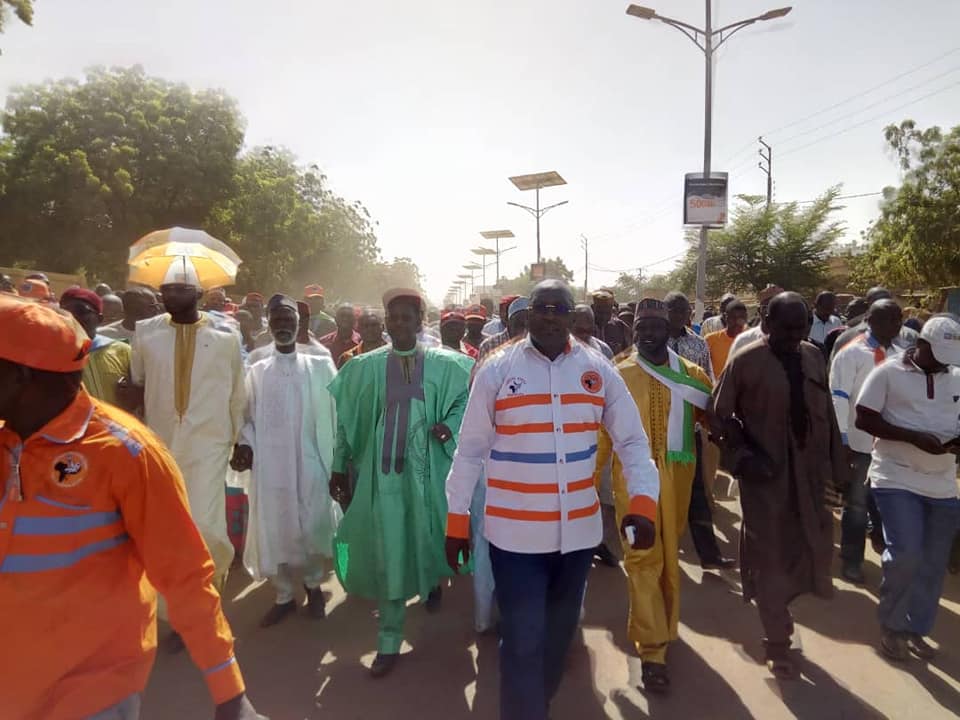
[1,264,959,720]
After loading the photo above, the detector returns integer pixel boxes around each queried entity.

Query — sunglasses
[532,302,572,316]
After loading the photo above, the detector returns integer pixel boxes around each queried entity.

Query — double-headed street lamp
[463,262,483,295]
[507,172,568,264]
[626,3,792,320]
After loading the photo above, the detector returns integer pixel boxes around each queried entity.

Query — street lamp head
[759,7,792,20]
[626,4,657,20]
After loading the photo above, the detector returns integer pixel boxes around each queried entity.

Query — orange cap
[0,294,91,372]
[304,284,324,298]
[18,279,52,301]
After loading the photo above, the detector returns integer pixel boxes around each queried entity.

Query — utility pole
[759,136,772,208]
[580,235,589,302]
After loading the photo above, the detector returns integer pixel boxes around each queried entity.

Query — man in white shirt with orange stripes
[445,280,660,720]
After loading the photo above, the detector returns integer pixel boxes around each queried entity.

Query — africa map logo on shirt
[506,377,526,395]
[50,451,89,488]
[581,371,603,393]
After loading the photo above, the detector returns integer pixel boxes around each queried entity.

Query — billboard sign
[683,172,728,227]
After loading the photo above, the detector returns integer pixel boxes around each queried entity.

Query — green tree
[0,66,244,284]
[0,1,33,36]
[669,188,844,299]
[851,120,960,291]
[494,257,575,297]
[609,270,643,302]
[205,145,381,299]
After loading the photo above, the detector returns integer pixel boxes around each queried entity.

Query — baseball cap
[383,288,423,312]
[508,297,530,319]
[440,311,465,326]
[304,284,325,299]
[60,287,103,314]
[0,294,91,372]
[19,279,52,301]
[920,315,960,366]
[464,304,487,321]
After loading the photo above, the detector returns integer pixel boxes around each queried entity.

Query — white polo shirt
[855,354,960,499]
[829,332,901,454]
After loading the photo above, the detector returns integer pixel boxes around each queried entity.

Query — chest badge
[51,451,89,488]
[506,377,526,395]
[581,371,603,393]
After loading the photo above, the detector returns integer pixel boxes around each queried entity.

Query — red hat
[60,286,103,315]
[244,292,264,304]
[304,284,325,299]
[0,294,91,372]
[441,311,465,325]
[465,304,487,321]
[499,294,520,309]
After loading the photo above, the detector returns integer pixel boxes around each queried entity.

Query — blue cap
[508,296,530,319]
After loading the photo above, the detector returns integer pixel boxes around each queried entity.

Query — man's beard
[272,330,296,347]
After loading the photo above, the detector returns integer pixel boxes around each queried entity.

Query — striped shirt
[445,335,660,554]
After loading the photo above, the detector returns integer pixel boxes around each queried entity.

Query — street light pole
[625,3,792,321]
[696,0,712,324]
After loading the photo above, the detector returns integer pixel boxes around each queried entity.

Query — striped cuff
[204,656,245,705]
[627,495,657,522]
[446,513,470,539]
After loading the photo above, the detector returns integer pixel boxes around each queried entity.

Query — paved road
[144,498,960,719]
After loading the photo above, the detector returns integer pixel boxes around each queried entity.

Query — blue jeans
[840,451,875,565]
[873,489,960,635]
[489,544,593,720]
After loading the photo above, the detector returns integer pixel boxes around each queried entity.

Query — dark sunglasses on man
[531,302,571,316]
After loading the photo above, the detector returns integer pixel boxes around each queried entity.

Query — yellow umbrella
[127,227,242,290]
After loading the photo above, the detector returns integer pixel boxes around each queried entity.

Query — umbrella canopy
[127,227,242,290]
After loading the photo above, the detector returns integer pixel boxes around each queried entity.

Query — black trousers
[688,431,724,564]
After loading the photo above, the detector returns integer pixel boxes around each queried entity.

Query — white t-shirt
[855,355,960,499]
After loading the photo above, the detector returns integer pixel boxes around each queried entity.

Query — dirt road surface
[143,498,960,719]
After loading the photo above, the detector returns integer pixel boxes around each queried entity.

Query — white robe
[130,313,245,581]
[240,350,341,580]
[246,340,330,366]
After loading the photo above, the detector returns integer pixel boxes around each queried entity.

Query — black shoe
[906,633,937,660]
[260,600,296,628]
[370,652,400,678]
[425,585,443,614]
[841,562,865,584]
[594,543,619,567]
[164,630,185,654]
[881,629,910,662]
[701,556,737,570]
[305,585,326,620]
[640,661,670,693]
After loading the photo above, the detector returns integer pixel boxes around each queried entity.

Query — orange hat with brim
[304,284,325,299]
[0,294,91,372]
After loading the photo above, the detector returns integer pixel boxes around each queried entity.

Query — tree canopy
[0,1,32,37]
[851,120,960,291]
[0,66,419,302]
[668,188,845,299]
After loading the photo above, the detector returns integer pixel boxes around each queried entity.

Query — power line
[774,65,960,148]
[765,45,960,137]
[778,80,960,159]
[717,45,960,172]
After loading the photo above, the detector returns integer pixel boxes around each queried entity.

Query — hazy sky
[2,0,959,302]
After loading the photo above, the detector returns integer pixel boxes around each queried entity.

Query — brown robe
[711,339,846,611]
